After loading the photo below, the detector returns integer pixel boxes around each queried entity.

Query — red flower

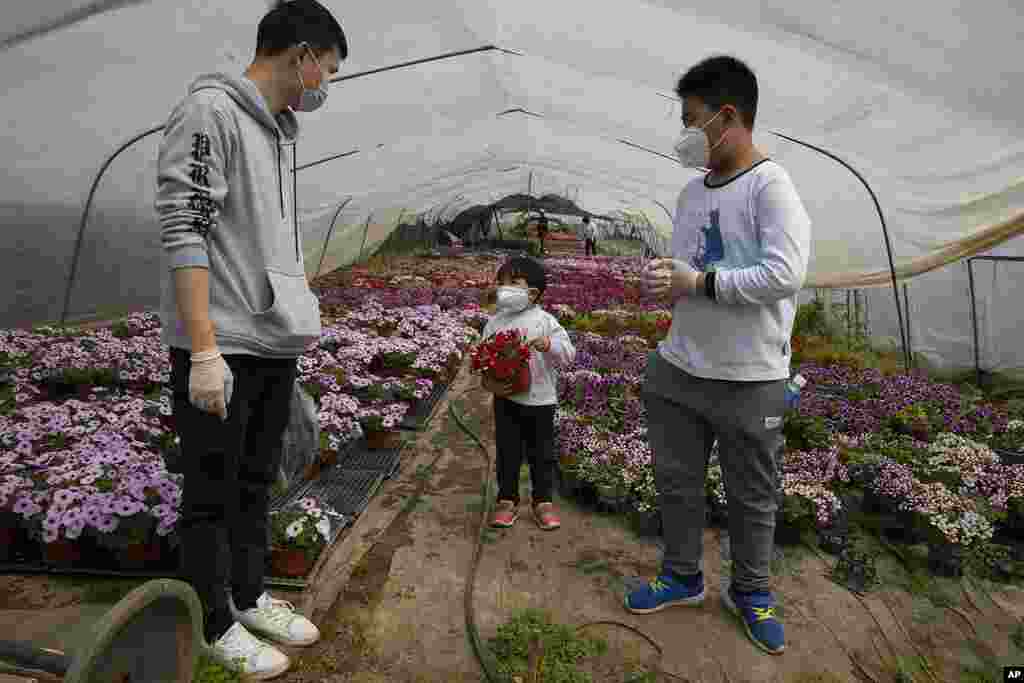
[470,329,531,380]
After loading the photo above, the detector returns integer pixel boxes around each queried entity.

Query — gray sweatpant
[642,350,786,592]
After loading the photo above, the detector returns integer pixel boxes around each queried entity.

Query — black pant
[170,348,297,642]
[493,398,557,506]
[585,238,596,256]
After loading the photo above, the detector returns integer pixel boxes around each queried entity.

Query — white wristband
[191,349,221,363]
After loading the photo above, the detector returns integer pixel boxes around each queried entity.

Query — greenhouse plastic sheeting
[1,0,1022,372]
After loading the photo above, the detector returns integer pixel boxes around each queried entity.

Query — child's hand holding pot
[530,336,551,353]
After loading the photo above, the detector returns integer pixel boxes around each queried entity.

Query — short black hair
[582,216,590,223]
[497,257,547,300]
[675,55,758,129]
[257,0,348,61]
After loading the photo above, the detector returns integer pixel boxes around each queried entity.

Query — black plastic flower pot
[774,518,804,546]
[594,485,630,514]
[596,495,630,515]
[558,468,582,498]
[709,506,729,529]
[846,463,879,490]
[862,489,899,515]
[817,527,848,555]
[927,542,965,578]
[630,508,662,538]
[1002,506,1024,541]
[833,548,878,594]
[881,513,927,545]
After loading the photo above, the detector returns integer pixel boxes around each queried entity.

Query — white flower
[286,520,304,539]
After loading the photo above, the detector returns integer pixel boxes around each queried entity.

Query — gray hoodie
[155,72,321,358]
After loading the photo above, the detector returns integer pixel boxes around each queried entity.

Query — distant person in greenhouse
[582,216,597,256]
[155,0,346,678]
[480,257,576,531]
[627,55,811,656]
[536,209,549,254]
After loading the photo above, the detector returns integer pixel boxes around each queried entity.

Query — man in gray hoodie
[155,1,345,678]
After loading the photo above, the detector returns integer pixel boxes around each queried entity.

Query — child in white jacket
[480,257,576,530]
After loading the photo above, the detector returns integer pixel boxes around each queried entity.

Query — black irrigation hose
[449,401,506,683]
[449,402,688,683]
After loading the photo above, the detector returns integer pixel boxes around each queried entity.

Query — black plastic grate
[811,383,860,398]
[269,440,362,510]
[297,467,385,519]
[339,443,403,479]
[996,448,1024,465]
[269,479,313,512]
[400,381,450,430]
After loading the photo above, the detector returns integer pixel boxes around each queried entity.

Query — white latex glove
[189,349,234,421]
[642,258,700,300]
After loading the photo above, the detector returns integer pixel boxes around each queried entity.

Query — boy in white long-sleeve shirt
[625,55,811,657]
[480,257,576,530]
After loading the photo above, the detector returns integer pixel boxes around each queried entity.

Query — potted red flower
[470,329,532,398]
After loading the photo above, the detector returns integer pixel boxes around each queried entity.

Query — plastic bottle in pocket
[784,373,806,411]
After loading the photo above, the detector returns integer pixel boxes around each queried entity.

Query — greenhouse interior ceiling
[1,0,1022,374]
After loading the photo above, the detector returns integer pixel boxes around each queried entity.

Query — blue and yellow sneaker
[624,570,705,614]
[721,585,785,654]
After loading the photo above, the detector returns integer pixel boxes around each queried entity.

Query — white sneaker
[209,622,290,680]
[231,592,321,647]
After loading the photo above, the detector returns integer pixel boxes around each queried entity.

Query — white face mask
[496,286,531,313]
[295,45,329,112]
[674,109,726,168]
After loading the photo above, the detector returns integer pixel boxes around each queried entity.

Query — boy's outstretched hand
[643,258,700,300]
[531,336,551,352]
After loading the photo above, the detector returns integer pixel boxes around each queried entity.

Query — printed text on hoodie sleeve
[713,175,811,306]
[155,96,233,272]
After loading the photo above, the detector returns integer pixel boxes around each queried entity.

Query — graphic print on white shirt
[691,208,726,272]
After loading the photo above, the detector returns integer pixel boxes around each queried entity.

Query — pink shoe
[491,500,519,528]
[533,502,561,530]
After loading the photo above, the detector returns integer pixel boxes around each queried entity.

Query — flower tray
[338,444,403,480]
[288,467,384,521]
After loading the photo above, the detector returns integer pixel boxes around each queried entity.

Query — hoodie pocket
[254,268,322,350]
